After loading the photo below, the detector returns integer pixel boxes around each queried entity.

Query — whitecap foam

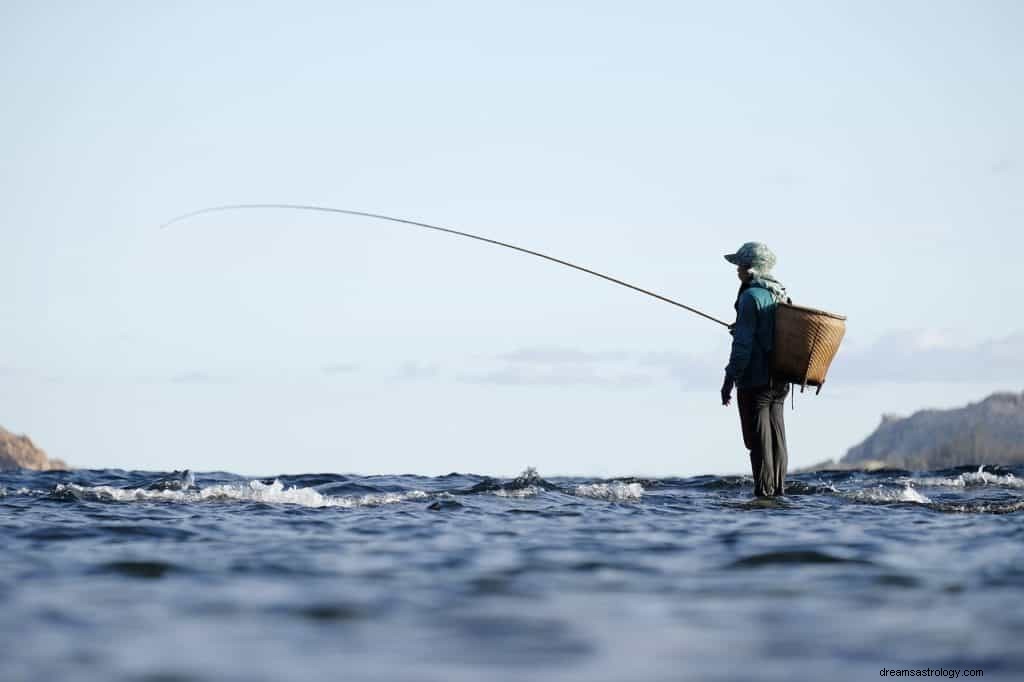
[847,484,931,505]
[52,480,429,509]
[493,486,541,498]
[574,482,644,502]
[918,466,1024,489]
[937,500,1024,514]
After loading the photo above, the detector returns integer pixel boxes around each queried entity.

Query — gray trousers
[737,382,790,497]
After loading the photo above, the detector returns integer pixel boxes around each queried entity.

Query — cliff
[0,426,68,471]
[838,391,1024,470]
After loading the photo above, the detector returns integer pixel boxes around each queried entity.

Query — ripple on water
[275,603,368,622]
[873,573,923,588]
[427,498,464,511]
[436,613,593,666]
[94,560,187,579]
[727,550,875,569]
[97,524,197,541]
[18,526,104,542]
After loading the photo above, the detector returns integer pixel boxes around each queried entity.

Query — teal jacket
[725,285,780,389]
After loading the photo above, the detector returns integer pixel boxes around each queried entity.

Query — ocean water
[2,465,1023,681]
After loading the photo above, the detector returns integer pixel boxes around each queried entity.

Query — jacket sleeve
[725,292,757,381]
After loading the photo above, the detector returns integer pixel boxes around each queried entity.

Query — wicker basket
[771,302,846,393]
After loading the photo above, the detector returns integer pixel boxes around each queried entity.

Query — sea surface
[2,465,1023,681]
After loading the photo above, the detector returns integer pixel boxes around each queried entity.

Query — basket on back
[771,303,846,393]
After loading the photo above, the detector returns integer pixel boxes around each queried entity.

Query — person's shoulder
[742,287,774,305]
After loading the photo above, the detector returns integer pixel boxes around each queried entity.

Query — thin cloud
[991,158,1015,176]
[763,170,801,187]
[321,363,358,376]
[474,329,1024,390]
[829,329,1024,384]
[396,361,440,380]
[498,346,628,364]
[150,329,1019,392]
[169,371,234,385]
[460,364,656,389]
[635,351,721,389]
[463,345,702,389]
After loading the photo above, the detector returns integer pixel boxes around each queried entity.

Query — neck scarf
[749,273,789,304]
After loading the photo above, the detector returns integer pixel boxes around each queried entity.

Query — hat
[724,242,776,271]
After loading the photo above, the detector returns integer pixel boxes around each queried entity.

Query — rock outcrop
[838,391,1024,470]
[0,426,68,471]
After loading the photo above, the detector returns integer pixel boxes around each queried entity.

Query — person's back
[727,285,781,390]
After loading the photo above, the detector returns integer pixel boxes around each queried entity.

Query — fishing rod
[162,203,731,328]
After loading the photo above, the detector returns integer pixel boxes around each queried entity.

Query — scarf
[750,273,789,304]
[734,274,790,312]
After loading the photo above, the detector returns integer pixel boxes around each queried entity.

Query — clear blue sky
[2,1,1021,476]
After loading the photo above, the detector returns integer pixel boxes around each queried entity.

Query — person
[720,242,791,497]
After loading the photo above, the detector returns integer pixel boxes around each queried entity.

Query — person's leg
[769,383,790,495]
[751,387,777,496]
[736,388,764,493]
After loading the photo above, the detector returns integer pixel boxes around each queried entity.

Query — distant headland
[802,391,1024,471]
[0,426,68,471]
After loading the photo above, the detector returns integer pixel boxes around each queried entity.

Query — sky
[1,0,1021,477]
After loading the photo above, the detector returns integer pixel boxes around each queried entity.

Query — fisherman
[720,242,791,497]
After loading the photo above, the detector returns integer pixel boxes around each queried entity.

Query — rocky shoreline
[0,426,68,471]
[797,391,1024,472]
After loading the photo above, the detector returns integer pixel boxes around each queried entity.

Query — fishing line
[162,203,731,328]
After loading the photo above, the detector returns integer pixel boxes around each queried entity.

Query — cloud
[396,361,440,380]
[828,329,1024,384]
[169,371,233,384]
[321,363,358,376]
[762,170,801,187]
[149,328,1019,392]
[498,346,628,364]
[460,345,713,390]
[460,364,657,389]
[991,158,1015,176]
[467,329,1024,391]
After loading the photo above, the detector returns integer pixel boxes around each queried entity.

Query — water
[2,465,1023,681]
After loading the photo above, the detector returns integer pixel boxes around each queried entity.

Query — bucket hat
[724,242,777,272]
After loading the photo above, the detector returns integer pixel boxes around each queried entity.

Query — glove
[720,375,735,407]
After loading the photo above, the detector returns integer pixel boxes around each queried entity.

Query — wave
[845,484,931,505]
[930,500,1024,514]
[34,467,645,508]
[488,469,644,501]
[573,482,644,501]
[9,466,1022,514]
[466,464,565,497]
[493,486,542,498]
[917,465,1024,490]
[783,480,840,495]
[145,469,196,491]
[469,467,559,499]
[51,480,430,509]
[688,475,750,490]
